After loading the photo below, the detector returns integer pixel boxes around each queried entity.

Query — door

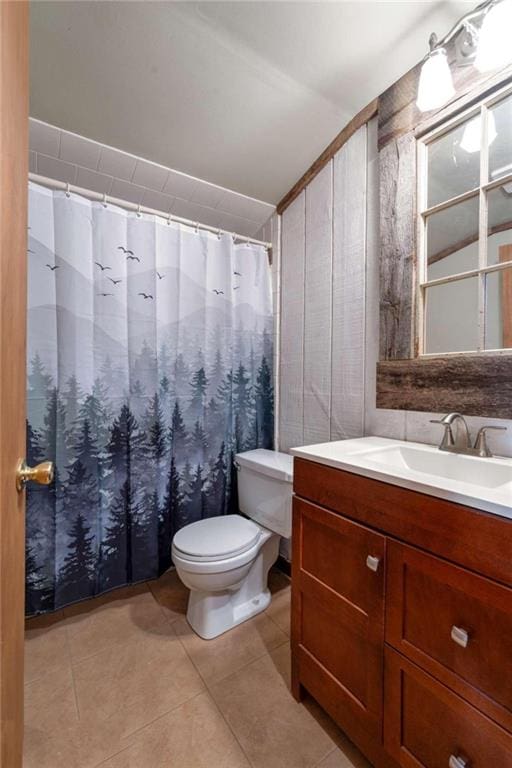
[0,3,29,765]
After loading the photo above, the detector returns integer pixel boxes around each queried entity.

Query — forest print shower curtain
[26,182,273,615]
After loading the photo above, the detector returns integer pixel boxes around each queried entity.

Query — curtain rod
[28,173,272,250]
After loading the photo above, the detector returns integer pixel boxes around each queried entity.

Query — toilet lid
[173,515,261,560]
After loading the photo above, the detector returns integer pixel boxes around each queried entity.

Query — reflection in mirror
[485,268,512,349]
[487,184,512,266]
[489,93,512,183]
[424,277,479,353]
[427,120,480,208]
[426,195,479,280]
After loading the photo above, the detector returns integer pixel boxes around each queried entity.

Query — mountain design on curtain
[26,183,273,615]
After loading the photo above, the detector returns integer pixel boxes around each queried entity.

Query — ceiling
[30,1,471,204]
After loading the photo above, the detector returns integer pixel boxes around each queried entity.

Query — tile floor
[24,568,370,768]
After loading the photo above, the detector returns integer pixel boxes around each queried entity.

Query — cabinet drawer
[294,496,385,615]
[386,541,512,731]
[384,648,512,768]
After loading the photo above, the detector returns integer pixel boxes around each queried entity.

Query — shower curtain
[26,182,273,615]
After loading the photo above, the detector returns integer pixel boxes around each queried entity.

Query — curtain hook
[217,229,222,240]
[65,183,71,198]
[231,233,236,243]
[245,237,250,248]
[102,193,107,209]
[167,212,172,226]
[195,222,199,234]
[136,204,142,218]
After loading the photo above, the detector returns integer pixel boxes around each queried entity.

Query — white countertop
[290,437,512,521]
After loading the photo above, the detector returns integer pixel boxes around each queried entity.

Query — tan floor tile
[24,648,139,768]
[266,586,291,636]
[25,665,78,735]
[25,611,70,684]
[63,583,168,663]
[148,568,189,622]
[99,691,251,768]
[210,643,335,768]
[315,744,372,768]
[24,715,138,768]
[73,620,205,739]
[271,645,368,767]
[173,610,288,686]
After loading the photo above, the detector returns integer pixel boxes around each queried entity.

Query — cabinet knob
[449,755,468,768]
[451,626,470,648]
[366,555,381,572]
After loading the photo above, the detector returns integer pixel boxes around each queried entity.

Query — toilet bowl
[171,449,293,640]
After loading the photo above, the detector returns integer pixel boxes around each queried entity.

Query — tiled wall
[29,118,275,239]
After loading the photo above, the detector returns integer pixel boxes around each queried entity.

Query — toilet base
[185,531,279,640]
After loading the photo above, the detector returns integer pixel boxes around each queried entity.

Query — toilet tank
[235,449,293,538]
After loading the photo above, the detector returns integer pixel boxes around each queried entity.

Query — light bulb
[460,111,497,153]
[475,0,512,72]
[416,48,455,112]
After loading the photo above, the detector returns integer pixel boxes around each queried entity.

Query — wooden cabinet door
[384,648,512,768]
[292,497,386,740]
[0,3,28,766]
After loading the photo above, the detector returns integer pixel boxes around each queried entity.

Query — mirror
[424,277,479,354]
[427,121,480,208]
[420,90,512,354]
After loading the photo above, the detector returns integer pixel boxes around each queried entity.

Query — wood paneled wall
[279,122,374,451]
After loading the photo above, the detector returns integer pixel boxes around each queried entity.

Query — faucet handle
[430,419,455,449]
[474,426,507,458]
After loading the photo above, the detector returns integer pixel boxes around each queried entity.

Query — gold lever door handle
[16,459,54,492]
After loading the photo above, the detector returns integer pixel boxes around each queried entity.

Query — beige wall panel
[303,162,333,444]
[279,192,305,451]
[331,126,367,439]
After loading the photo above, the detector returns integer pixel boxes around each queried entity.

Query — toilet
[171,449,293,639]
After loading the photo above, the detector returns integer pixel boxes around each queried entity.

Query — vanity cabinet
[291,458,512,768]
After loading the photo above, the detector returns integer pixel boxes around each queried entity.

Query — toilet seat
[172,515,262,563]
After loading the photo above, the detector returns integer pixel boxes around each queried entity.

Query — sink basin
[290,436,512,520]
[356,445,512,489]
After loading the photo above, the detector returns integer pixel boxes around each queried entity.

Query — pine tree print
[26,189,274,614]
[255,356,274,448]
[57,510,97,605]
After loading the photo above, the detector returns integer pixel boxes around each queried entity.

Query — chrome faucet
[430,413,506,458]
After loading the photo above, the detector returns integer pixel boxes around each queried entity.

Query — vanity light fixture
[475,0,512,71]
[416,44,454,113]
[416,0,512,113]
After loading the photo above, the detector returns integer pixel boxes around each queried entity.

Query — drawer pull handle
[366,555,380,572]
[449,756,468,768]
[451,626,470,648]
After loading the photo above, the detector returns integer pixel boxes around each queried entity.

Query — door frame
[0,2,29,765]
